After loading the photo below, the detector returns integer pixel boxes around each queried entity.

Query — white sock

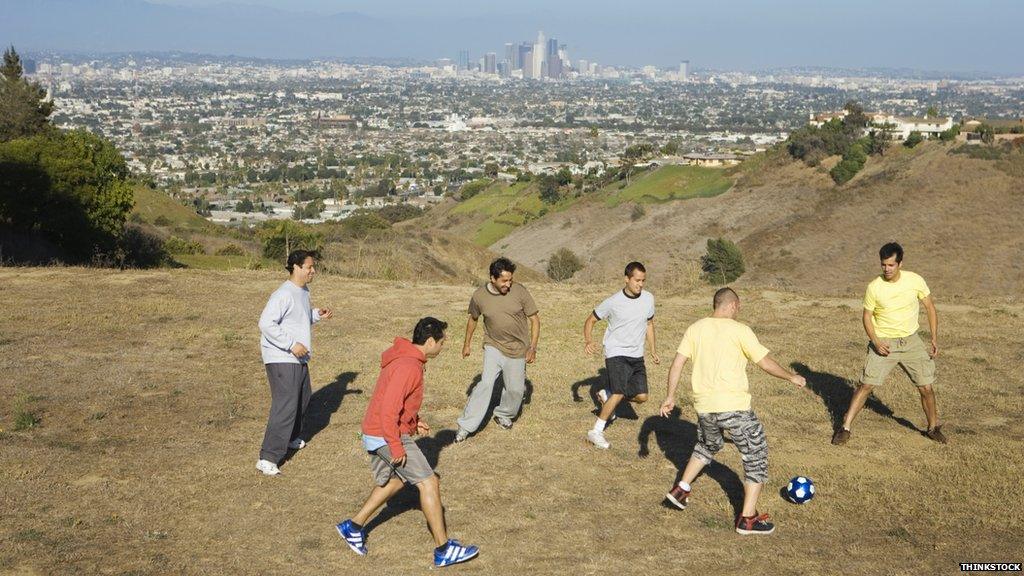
[593,419,606,433]
[678,481,691,492]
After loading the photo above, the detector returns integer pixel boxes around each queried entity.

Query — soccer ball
[786,476,815,504]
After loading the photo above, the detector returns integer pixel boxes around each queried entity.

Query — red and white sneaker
[735,512,775,535]
[665,483,690,510]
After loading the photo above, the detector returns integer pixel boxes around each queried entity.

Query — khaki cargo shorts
[861,334,935,387]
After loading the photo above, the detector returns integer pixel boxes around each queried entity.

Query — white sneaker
[597,389,609,404]
[256,459,281,476]
[454,429,470,443]
[288,438,306,450]
[587,429,610,449]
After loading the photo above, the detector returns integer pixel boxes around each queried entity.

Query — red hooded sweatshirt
[361,337,425,459]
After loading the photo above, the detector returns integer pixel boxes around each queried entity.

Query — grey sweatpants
[457,345,527,433]
[259,362,311,463]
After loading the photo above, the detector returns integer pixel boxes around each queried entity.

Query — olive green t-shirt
[468,283,538,359]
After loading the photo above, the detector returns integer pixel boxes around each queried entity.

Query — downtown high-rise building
[679,60,690,81]
[484,52,497,74]
[458,49,470,71]
[531,31,546,79]
[505,43,516,70]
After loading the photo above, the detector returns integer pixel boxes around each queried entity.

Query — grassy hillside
[604,165,732,206]
[438,181,578,247]
[131,185,219,233]
[494,142,1024,298]
[2,268,1021,574]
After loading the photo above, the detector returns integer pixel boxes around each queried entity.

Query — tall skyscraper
[679,60,690,81]
[532,31,546,79]
[505,43,516,70]
[484,52,497,74]
[518,42,532,72]
[522,49,535,78]
[458,49,470,71]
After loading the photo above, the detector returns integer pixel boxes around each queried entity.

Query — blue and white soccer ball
[785,476,815,504]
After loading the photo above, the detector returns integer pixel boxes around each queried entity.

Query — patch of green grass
[131,186,217,232]
[173,254,274,271]
[450,181,580,246]
[13,396,40,431]
[606,165,732,207]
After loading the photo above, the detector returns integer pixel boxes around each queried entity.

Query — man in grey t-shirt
[583,261,659,449]
[256,250,332,476]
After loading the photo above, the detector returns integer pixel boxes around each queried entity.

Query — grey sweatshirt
[259,281,321,365]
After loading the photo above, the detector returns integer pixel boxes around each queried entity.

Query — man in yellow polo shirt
[659,287,806,535]
[832,242,945,445]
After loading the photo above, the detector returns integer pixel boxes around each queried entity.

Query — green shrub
[376,203,423,224]
[458,179,491,200]
[259,220,323,260]
[215,243,246,256]
[701,238,745,284]
[120,224,170,267]
[164,235,205,255]
[547,247,584,281]
[630,203,645,221]
[904,131,924,148]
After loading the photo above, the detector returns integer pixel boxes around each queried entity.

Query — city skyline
[2,0,1024,74]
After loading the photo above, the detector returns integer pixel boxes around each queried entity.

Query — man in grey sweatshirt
[256,250,333,476]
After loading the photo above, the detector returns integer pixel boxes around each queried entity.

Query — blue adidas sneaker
[433,539,479,567]
[335,519,367,556]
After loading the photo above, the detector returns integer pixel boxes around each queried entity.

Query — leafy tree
[939,125,960,142]
[660,141,679,155]
[0,130,134,260]
[458,179,491,200]
[865,130,891,156]
[376,203,422,224]
[236,197,255,213]
[700,238,745,285]
[977,123,995,145]
[259,220,322,260]
[926,106,940,118]
[0,46,54,142]
[538,174,560,204]
[842,101,868,134]
[547,247,583,281]
[903,131,924,148]
[555,166,573,187]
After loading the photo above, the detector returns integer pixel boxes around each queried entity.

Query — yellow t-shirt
[863,271,930,338]
[676,317,770,414]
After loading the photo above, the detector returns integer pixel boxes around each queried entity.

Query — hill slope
[491,144,1024,298]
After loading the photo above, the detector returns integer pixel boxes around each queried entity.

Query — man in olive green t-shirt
[455,257,540,442]
[832,242,945,445]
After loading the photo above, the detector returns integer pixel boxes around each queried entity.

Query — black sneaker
[735,512,775,535]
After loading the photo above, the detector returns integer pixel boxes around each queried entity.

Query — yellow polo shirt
[677,317,770,413]
[863,271,930,338]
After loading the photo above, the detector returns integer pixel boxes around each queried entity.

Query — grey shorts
[694,410,769,484]
[369,435,434,486]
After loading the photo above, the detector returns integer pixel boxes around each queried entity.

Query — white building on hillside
[810,111,953,141]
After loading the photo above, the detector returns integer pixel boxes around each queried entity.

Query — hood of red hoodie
[381,337,426,368]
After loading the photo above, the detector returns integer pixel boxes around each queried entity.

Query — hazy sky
[7,0,1024,73]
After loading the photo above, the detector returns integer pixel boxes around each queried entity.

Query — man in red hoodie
[336,317,479,568]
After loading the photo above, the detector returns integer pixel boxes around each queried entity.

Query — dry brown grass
[1,268,1022,575]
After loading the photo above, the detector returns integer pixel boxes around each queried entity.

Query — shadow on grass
[362,429,458,538]
[791,362,920,434]
[281,371,362,468]
[637,408,744,517]
[461,372,534,434]
[569,368,638,424]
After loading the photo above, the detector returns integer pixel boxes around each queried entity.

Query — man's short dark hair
[713,287,739,310]
[286,249,318,273]
[879,242,903,263]
[624,261,646,278]
[489,257,516,279]
[412,317,448,345]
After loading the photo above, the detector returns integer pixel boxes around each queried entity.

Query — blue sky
[5,0,1024,73]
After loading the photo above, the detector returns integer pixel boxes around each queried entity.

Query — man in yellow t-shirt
[832,242,945,446]
[659,288,806,536]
